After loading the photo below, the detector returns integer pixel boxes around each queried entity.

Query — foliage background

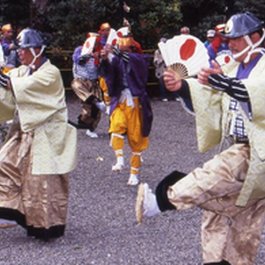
[0,0,265,50]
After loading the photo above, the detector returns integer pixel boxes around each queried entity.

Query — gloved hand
[0,69,10,89]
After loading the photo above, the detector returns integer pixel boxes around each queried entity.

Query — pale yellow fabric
[168,144,265,265]
[71,78,103,102]
[0,131,69,229]
[187,55,265,206]
[0,60,77,174]
[0,86,15,122]
[188,78,223,153]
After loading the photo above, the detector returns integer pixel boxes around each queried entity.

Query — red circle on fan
[224,55,230,63]
[180,39,196,60]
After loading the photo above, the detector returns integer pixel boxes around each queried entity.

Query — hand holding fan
[158,34,210,80]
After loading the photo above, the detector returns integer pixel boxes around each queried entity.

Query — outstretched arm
[163,68,193,113]
[208,74,249,101]
[198,61,249,102]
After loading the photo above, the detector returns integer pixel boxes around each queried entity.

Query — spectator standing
[204,29,215,47]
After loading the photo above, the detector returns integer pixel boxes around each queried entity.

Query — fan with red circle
[158,34,210,80]
[81,33,99,56]
[105,27,131,46]
[106,28,118,46]
[215,52,234,66]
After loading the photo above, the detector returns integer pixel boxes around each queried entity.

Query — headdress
[16,28,46,69]
[222,12,265,62]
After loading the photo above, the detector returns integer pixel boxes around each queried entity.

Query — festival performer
[98,22,111,47]
[136,12,265,265]
[97,22,143,113]
[98,22,112,113]
[101,34,153,186]
[0,28,77,240]
[70,33,106,138]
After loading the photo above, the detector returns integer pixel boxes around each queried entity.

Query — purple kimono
[102,52,153,137]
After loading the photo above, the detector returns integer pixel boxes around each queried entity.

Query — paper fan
[158,34,210,79]
[81,34,98,56]
[106,28,118,46]
[169,63,189,80]
[215,52,234,66]
[116,26,130,37]
[0,50,4,67]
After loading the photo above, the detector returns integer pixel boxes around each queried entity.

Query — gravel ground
[1,91,265,265]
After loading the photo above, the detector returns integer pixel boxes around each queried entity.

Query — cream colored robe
[0,60,77,174]
[187,54,265,207]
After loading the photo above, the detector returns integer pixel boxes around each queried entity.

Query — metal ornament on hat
[224,19,233,35]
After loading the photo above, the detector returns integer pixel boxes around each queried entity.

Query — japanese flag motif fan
[117,26,130,37]
[158,34,210,79]
[106,28,118,46]
[215,52,234,66]
[81,33,99,56]
[106,27,130,46]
